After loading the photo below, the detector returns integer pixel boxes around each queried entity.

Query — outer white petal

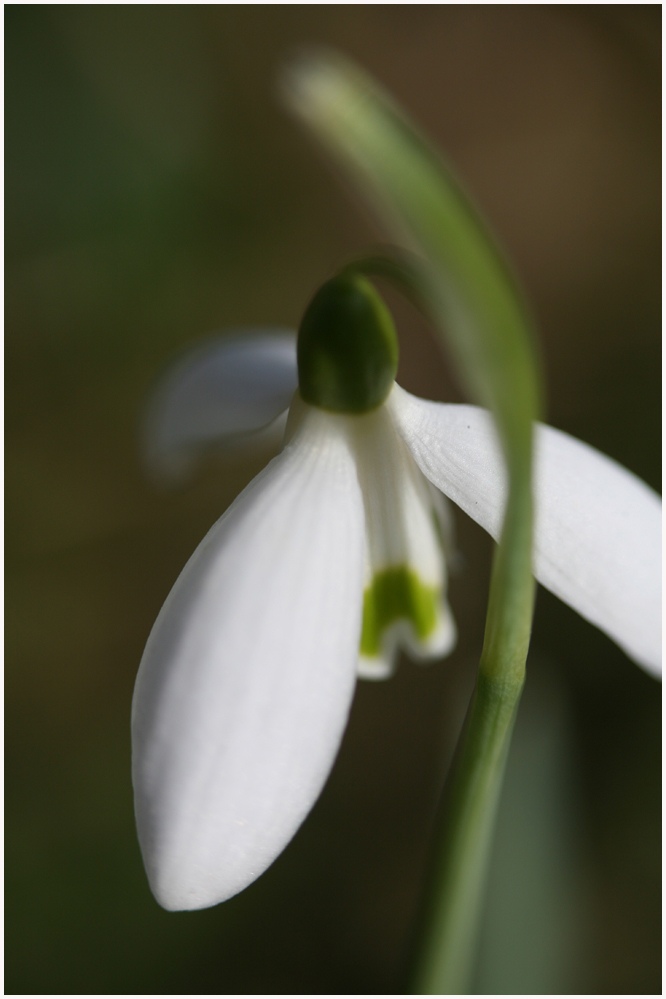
[132,405,365,910]
[389,385,661,677]
[143,330,298,479]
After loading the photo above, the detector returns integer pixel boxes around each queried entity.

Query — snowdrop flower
[132,274,661,911]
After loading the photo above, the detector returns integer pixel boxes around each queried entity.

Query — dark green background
[6,7,660,994]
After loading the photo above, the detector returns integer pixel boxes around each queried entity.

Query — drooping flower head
[132,274,661,911]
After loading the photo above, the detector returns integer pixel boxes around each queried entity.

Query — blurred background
[6,6,660,994]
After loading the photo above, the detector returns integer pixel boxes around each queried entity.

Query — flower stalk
[284,51,540,992]
[411,477,534,993]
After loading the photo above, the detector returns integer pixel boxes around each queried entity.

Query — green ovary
[297,273,398,413]
[360,566,439,656]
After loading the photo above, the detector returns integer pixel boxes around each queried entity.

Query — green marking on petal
[360,565,439,656]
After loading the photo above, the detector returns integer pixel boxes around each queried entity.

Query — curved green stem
[284,51,540,994]
[412,474,535,993]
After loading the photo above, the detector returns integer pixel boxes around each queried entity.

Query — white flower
[133,288,661,912]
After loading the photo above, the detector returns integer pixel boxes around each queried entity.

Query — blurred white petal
[143,330,297,480]
[389,385,661,676]
[132,405,365,910]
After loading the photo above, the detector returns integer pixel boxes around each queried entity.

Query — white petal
[343,404,456,679]
[143,330,298,480]
[389,385,662,677]
[132,404,365,910]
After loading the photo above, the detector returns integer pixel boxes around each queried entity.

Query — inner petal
[349,404,457,679]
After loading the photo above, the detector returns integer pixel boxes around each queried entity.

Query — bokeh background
[6,6,660,994]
